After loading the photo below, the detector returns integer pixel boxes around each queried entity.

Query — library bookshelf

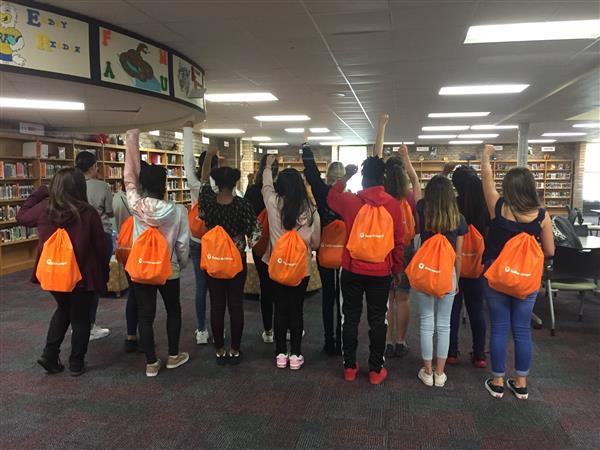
[0,132,193,275]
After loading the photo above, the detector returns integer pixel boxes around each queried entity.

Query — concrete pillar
[517,123,529,167]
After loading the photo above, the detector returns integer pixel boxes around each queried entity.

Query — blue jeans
[484,278,537,377]
[449,277,486,358]
[190,240,208,331]
[411,274,457,361]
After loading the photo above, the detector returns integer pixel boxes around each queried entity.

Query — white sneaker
[194,329,209,345]
[289,354,305,370]
[418,367,434,386]
[262,330,274,343]
[434,371,447,387]
[89,324,110,341]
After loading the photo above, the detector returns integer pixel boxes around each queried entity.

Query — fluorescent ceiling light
[529,139,556,143]
[422,125,469,131]
[249,136,271,141]
[439,84,529,95]
[428,112,489,118]
[418,134,457,139]
[260,142,288,146]
[205,92,278,102]
[573,123,600,129]
[385,142,415,145]
[458,134,499,139]
[449,140,483,145]
[310,128,330,133]
[308,136,340,141]
[464,20,600,44]
[201,129,245,135]
[285,128,305,133]
[471,124,518,130]
[0,97,84,110]
[542,132,586,137]
[254,115,310,122]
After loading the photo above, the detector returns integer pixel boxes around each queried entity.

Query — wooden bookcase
[0,132,193,275]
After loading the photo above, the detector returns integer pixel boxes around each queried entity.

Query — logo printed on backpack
[504,266,531,277]
[207,254,234,262]
[276,257,298,267]
[417,262,441,274]
[46,259,67,266]
[138,258,161,265]
[359,232,384,239]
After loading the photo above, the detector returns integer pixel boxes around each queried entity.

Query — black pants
[340,270,391,372]
[89,232,113,324]
[125,273,138,336]
[449,277,486,358]
[253,250,273,331]
[318,263,342,348]
[206,263,247,351]
[273,277,310,356]
[43,291,94,370]
[133,278,181,364]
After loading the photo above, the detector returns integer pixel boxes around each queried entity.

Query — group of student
[17,117,554,400]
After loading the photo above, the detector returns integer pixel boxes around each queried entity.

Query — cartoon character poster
[99,27,169,96]
[0,1,90,77]
[172,54,205,110]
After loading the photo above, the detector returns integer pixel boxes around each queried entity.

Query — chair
[573,225,589,237]
[545,246,600,336]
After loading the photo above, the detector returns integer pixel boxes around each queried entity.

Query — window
[583,143,600,201]
[338,146,367,193]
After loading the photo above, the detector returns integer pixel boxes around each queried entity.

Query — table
[579,235,600,249]
[591,209,600,225]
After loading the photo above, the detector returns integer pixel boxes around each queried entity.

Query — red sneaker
[343,363,359,382]
[446,355,459,365]
[369,367,388,385]
[472,357,487,369]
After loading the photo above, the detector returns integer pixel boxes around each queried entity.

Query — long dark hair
[452,165,489,234]
[362,156,385,188]
[48,168,89,225]
[254,154,279,186]
[384,156,409,199]
[424,175,460,233]
[503,167,540,214]
[140,164,167,199]
[274,168,314,230]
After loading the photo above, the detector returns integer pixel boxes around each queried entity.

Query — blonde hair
[326,161,345,185]
[424,175,460,233]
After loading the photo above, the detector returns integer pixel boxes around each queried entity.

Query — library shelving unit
[412,158,573,216]
[0,132,193,275]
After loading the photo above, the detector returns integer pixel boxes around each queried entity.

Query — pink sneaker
[276,353,288,369]
[289,354,304,370]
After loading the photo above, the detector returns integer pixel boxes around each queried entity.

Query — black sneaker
[69,364,86,377]
[395,343,409,358]
[216,352,228,366]
[484,378,504,399]
[229,350,242,366]
[507,379,529,400]
[124,339,139,353]
[37,356,65,374]
[384,344,395,358]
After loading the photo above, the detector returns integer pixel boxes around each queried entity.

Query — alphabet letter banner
[172,54,204,109]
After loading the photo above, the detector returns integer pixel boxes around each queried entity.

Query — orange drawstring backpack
[252,209,270,257]
[268,230,308,286]
[405,233,456,298]
[125,227,172,285]
[115,216,133,265]
[188,202,207,239]
[200,225,243,279]
[399,199,416,246]
[317,219,346,269]
[346,204,394,263]
[36,228,82,292]
[460,224,485,279]
[484,232,544,299]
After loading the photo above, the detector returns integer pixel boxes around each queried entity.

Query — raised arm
[482,145,500,219]
[399,144,422,201]
[261,155,277,207]
[201,146,218,182]
[16,185,49,227]
[326,165,358,218]
[302,145,330,201]
[373,113,389,158]
[124,129,143,211]
[183,122,201,192]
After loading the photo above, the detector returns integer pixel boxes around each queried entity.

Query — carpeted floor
[1,265,599,449]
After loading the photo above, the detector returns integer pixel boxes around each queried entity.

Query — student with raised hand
[302,144,347,355]
[447,166,489,368]
[244,154,279,344]
[411,175,467,388]
[199,148,261,366]
[183,123,219,346]
[383,144,421,359]
[17,168,111,376]
[125,129,190,377]
[262,155,320,370]
[481,145,554,400]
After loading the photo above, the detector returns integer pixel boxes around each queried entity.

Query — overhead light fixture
[205,92,278,102]
[308,136,340,141]
[285,128,305,133]
[458,133,499,139]
[260,142,288,146]
[464,20,600,44]
[385,142,415,145]
[422,125,470,131]
[428,112,489,118]
[529,139,556,143]
[471,124,518,130]
[418,134,457,139]
[573,123,600,129]
[309,128,330,133]
[439,84,529,95]
[254,115,310,122]
[449,140,483,145]
[542,132,586,137]
[201,129,245,135]
[249,136,271,141]
[0,97,85,110]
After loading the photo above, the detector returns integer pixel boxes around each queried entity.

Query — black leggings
[318,263,341,348]
[273,277,310,356]
[133,279,182,364]
[253,250,274,331]
[125,273,138,336]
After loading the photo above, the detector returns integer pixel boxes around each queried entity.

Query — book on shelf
[0,204,20,222]
[0,161,34,179]
[104,166,123,178]
[0,184,34,199]
[0,225,37,243]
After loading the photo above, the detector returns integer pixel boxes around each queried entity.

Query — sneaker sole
[290,363,303,370]
[484,380,504,398]
[146,371,159,377]
[507,383,529,400]
[418,373,434,387]
[276,362,288,369]
[166,354,189,369]
[37,359,64,374]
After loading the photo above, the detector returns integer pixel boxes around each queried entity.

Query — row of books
[0,161,35,179]
[105,151,125,162]
[0,226,37,243]
[0,205,20,222]
[0,184,34,200]
[104,166,123,178]
[40,162,70,178]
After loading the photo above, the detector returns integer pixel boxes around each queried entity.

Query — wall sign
[266,149,279,154]
[172,54,205,109]
[416,146,429,152]
[541,146,555,152]
[493,145,503,151]
[0,1,90,77]
[19,121,44,136]
[99,27,169,95]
